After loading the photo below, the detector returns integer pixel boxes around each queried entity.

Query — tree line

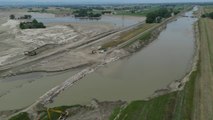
[73,9,101,18]
[19,19,46,29]
[146,8,176,23]
[202,12,213,19]
[10,14,32,20]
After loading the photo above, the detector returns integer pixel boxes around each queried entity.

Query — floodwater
[30,13,143,27]
[0,70,78,111]
[0,7,197,111]
[49,7,198,107]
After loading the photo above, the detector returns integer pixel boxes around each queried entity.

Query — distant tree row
[146,8,172,23]
[74,9,101,18]
[19,19,46,29]
[28,9,46,13]
[202,12,213,19]
[102,11,113,14]
[20,15,32,19]
[173,10,180,15]
[9,14,32,20]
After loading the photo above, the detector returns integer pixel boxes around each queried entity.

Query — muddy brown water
[0,7,197,111]
[49,7,198,107]
[0,71,78,111]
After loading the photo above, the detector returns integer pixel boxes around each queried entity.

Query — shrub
[10,14,15,19]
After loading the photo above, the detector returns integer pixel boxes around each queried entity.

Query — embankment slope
[193,17,213,120]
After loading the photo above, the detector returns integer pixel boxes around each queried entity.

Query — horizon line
[0,1,212,6]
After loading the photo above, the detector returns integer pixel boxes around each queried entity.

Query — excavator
[47,108,69,120]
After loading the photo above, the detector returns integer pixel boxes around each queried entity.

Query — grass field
[115,5,184,17]
[101,23,156,49]
[203,5,213,13]
[192,7,213,120]
[9,112,30,120]
[114,6,160,17]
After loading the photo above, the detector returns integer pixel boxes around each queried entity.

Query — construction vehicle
[24,44,57,56]
[24,50,37,56]
[47,108,69,120]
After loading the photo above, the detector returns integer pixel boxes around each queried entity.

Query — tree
[74,9,102,18]
[32,19,38,24]
[10,14,15,19]
[201,12,213,19]
[146,8,172,23]
[201,14,207,18]
[19,22,24,29]
[24,15,32,19]
[208,12,213,19]
[146,12,157,23]
[174,10,180,15]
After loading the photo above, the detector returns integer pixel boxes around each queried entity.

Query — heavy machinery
[24,50,37,56]
[47,108,69,120]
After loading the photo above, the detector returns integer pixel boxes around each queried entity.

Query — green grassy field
[101,23,156,49]
[191,6,213,119]
[115,6,159,17]
[9,112,30,120]
[115,5,184,17]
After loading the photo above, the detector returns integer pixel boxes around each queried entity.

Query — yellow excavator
[47,108,69,120]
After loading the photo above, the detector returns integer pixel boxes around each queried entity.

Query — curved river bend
[0,7,197,110]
